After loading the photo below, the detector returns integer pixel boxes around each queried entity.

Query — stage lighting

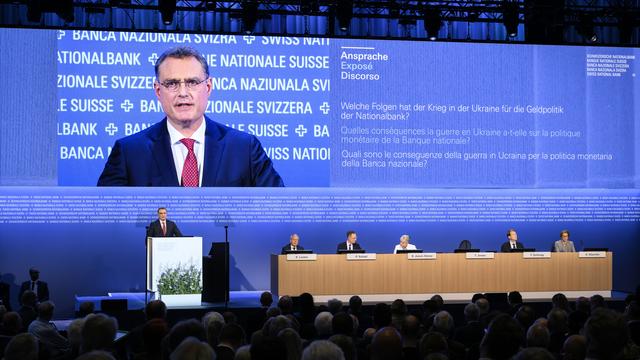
[336,0,354,31]
[159,0,176,25]
[300,0,319,15]
[576,12,597,43]
[502,1,519,38]
[423,5,442,41]
[242,0,259,34]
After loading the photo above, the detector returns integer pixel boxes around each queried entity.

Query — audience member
[419,331,448,358]
[17,290,37,330]
[512,347,555,360]
[546,308,569,354]
[3,333,38,360]
[78,301,96,318]
[526,323,550,349]
[169,336,215,360]
[314,312,333,340]
[332,312,354,336]
[81,313,118,355]
[561,334,586,360]
[279,327,302,360]
[584,308,628,360]
[327,298,344,315]
[27,301,70,356]
[301,339,344,360]
[370,326,403,360]
[401,314,421,360]
[278,295,294,315]
[329,334,355,360]
[202,311,225,347]
[480,313,524,360]
[508,291,524,316]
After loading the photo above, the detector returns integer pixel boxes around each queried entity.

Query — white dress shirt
[393,244,417,254]
[167,119,206,186]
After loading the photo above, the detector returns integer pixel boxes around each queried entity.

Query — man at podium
[147,207,183,237]
[281,233,305,254]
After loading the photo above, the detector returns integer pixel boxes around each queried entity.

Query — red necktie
[180,138,199,187]
[161,221,166,235]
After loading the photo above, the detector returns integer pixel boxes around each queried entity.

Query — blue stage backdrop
[0,28,638,317]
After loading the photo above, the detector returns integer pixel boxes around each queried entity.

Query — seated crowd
[1,289,640,360]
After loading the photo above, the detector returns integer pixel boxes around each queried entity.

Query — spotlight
[576,12,597,43]
[502,1,519,38]
[423,5,442,41]
[336,0,353,32]
[242,0,259,34]
[159,0,176,25]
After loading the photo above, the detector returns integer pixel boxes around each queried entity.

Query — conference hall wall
[0,28,638,317]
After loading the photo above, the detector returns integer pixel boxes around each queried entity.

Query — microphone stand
[224,225,229,309]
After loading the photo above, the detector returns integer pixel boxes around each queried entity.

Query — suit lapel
[149,119,179,186]
[202,118,225,186]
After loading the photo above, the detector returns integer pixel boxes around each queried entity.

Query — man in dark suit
[281,233,305,254]
[337,230,362,253]
[147,207,182,237]
[97,46,283,188]
[18,268,49,305]
[500,228,525,252]
[0,281,10,311]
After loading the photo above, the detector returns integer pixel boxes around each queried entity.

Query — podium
[146,236,202,307]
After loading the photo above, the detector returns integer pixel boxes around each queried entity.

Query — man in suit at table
[281,233,305,254]
[97,46,284,188]
[500,228,525,252]
[337,230,362,253]
[19,267,49,305]
[147,207,183,237]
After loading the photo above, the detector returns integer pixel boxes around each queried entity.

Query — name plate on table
[465,252,495,259]
[523,252,551,259]
[579,251,606,258]
[286,254,317,261]
[346,253,377,261]
[408,253,437,260]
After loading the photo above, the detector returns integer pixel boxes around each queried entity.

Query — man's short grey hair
[4,333,39,360]
[302,340,345,360]
[327,298,343,314]
[314,311,334,337]
[154,46,210,79]
[400,234,410,242]
[476,298,490,315]
[464,303,479,321]
[169,336,216,360]
[433,311,454,333]
[68,318,85,347]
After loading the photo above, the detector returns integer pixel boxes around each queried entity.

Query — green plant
[157,262,202,295]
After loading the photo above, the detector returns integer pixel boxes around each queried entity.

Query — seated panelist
[281,233,305,254]
[337,230,362,253]
[393,234,417,254]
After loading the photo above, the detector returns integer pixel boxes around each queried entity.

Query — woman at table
[394,234,417,253]
[554,230,576,252]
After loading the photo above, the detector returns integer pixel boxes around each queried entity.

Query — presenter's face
[400,238,408,248]
[155,57,212,128]
[348,233,357,244]
[561,233,569,241]
[290,236,299,246]
[158,209,167,221]
[508,231,518,241]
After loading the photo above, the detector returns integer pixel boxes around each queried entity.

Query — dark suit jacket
[147,219,182,237]
[336,242,362,253]
[97,117,284,187]
[281,244,305,254]
[500,241,524,252]
[19,280,49,304]
[0,282,10,311]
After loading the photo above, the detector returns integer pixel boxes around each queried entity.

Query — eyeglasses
[159,78,208,92]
